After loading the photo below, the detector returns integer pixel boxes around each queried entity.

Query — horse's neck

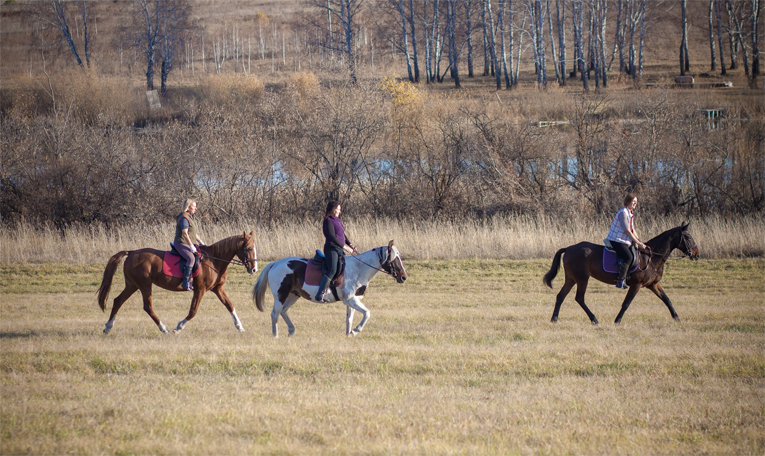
[207,239,239,262]
[348,249,382,284]
[646,229,680,265]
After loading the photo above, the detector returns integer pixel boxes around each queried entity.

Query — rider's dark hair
[325,200,341,218]
[623,193,638,207]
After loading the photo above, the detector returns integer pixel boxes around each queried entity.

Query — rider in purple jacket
[316,200,356,302]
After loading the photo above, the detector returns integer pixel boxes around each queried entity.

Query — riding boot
[615,260,630,289]
[315,275,331,302]
[182,265,194,291]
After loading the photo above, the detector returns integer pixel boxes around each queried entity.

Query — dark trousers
[322,245,344,280]
[611,241,634,267]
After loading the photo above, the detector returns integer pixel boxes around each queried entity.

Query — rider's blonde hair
[181,198,197,213]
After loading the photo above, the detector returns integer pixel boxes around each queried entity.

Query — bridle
[200,243,258,271]
[679,231,698,259]
[349,247,400,278]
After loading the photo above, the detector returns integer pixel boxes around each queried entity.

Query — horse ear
[388,239,394,250]
[248,230,254,237]
[681,220,690,230]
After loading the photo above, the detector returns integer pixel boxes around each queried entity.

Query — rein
[636,246,653,272]
[348,248,393,276]
[200,246,257,269]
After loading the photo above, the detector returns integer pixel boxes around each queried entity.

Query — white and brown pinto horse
[252,241,407,337]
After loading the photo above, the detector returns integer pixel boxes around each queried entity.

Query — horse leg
[647,283,680,321]
[270,297,284,338]
[614,284,643,324]
[174,289,206,333]
[345,297,370,336]
[104,281,138,334]
[279,294,300,336]
[573,279,599,325]
[211,287,244,332]
[138,285,168,333]
[551,277,576,323]
[346,307,355,336]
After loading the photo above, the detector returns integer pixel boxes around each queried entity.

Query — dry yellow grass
[1,258,763,455]
[1,215,761,265]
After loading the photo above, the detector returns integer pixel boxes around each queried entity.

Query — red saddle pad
[304,260,343,287]
[162,252,201,279]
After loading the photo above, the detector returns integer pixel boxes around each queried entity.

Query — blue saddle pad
[603,247,639,274]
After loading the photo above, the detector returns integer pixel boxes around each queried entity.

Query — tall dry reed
[1,215,761,264]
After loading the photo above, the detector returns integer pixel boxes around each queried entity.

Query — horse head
[237,231,259,274]
[678,221,700,261]
[380,239,407,283]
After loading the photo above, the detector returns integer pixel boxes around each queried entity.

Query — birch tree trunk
[499,0,511,88]
[408,0,420,82]
[486,0,502,89]
[715,0,727,74]
[751,0,760,75]
[546,0,560,83]
[556,0,566,84]
[466,0,475,77]
[709,0,718,70]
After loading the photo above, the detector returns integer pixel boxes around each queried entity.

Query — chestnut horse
[97,232,257,334]
[543,222,699,325]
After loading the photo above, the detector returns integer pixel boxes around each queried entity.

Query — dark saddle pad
[305,250,344,287]
[163,244,201,278]
[602,246,639,274]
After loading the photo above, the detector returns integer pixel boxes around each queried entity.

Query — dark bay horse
[543,222,699,325]
[97,232,257,334]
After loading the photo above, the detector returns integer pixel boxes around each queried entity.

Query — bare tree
[465,0,475,77]
[445,0,462,88]
[157,0,192,96]
[310,0,364,83]
[709,0,718,70]
[485,0,501,89]
[751,0,761,75]
[680,0,689,75]
[715,0,728,74]
[32,0,91,67]
[126,0,164,91]
[572,0,588,90]
[555,0,566,84]
[726,0,751,77]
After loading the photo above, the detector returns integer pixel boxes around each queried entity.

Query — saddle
[305,250,344,300]
[162,243,202,279]
[602,241,639,274]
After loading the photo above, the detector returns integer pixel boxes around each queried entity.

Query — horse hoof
[591,320,599,326]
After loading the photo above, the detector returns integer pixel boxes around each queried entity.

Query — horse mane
[205,234,244,257]
[645,224,683,257]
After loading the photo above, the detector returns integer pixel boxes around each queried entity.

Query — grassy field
[1,258,763,455]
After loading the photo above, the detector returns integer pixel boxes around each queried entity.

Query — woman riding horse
[606,193,646,289]
[175,199,205,291]
[315,201,357,302]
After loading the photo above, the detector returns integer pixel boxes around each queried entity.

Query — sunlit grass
[1,259,763,455]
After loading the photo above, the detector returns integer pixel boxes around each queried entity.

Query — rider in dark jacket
[315,201,356,302]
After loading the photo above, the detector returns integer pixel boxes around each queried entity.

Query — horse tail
[543,248,567,289]
[252,261,273,312]
[97,251,129,311]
